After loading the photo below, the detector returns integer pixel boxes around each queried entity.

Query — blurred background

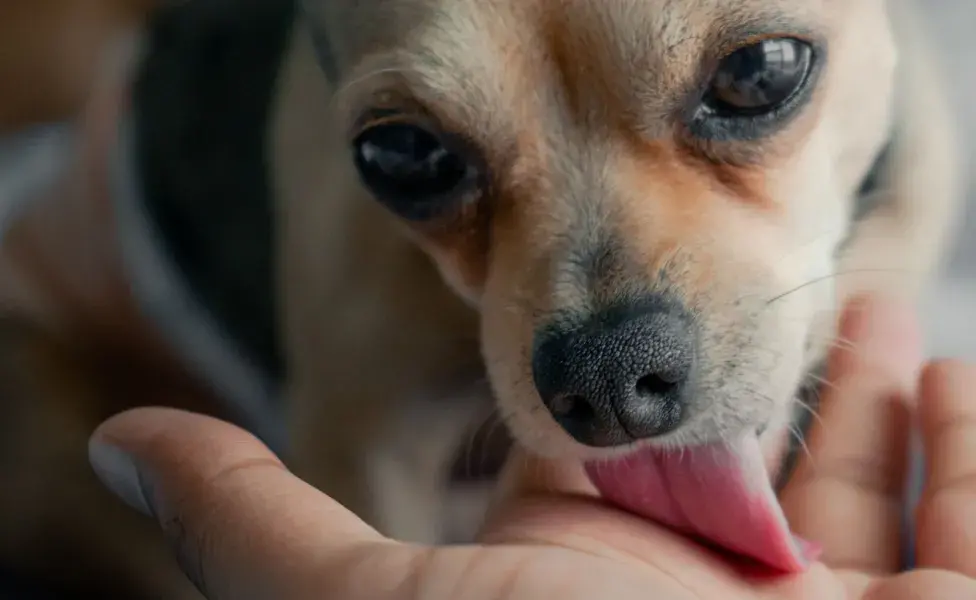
[914,0,976,358]
[0,0,972,598]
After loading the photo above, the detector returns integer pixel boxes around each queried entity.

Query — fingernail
[88,440,155,517]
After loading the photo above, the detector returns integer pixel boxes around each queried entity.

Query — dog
[0,0,963,595]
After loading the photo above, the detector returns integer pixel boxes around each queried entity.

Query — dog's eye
[704,38,813,116]
[352,122,477,220]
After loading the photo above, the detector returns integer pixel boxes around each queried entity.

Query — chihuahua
[0,0,962,595]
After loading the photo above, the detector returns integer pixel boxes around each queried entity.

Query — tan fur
[0,0,962,595]
[280,0,961,532]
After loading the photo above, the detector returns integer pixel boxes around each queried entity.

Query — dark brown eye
[352,122,479,221]
[704,38,813,116]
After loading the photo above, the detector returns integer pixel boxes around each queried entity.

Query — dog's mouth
[450,368,825,572]
[584,434,820,574]
[584,367,826,574]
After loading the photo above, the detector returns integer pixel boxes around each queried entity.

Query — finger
[90,407,414,600]
[863,570,976,600]
[915,360,976,577]
[780,294,920,574]
[825,294,922,391]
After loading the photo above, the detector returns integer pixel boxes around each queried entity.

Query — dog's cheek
[473,245,584,458]
[478,239,539,399]
[700,208,815,427]
[412,217,491,305]
[478,287,542,452]
[423,246,484,306]
[767,139,850,370]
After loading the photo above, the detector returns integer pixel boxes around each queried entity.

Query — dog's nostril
[547,393,599,443]
[635,373,678,399]
[550,393,595,422]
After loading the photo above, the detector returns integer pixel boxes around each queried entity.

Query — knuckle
[151,458,284,598]
[819,452,902,495]
[150,456,284,598]
[823,556,889,578]
[936,471,976,496]
[930,416,976,449]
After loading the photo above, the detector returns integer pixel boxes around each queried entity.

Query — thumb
[89,407,415,600]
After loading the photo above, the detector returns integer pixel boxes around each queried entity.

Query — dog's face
[304,0,897,461]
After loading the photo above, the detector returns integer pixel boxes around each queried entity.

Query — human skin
[89,295,976,599]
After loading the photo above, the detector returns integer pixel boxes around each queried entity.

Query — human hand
[88,295,976,599]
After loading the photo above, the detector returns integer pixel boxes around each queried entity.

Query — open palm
[89,297,976,599]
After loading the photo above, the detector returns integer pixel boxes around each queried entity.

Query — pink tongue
[585,436,820,574]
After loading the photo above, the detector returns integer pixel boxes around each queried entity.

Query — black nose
[531,298,697,447]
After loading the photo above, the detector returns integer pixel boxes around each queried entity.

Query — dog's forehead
[321,0,857,137]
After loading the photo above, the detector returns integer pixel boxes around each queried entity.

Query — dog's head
[303,0,898,568]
